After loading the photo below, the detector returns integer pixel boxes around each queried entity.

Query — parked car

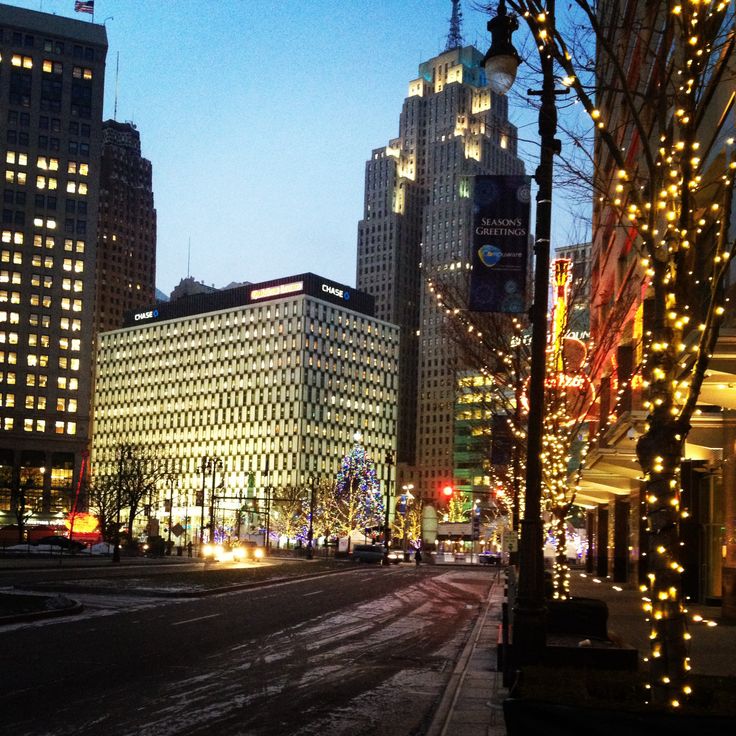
[35,536,86,552]
[479,551,501,565]
[351,544,400,564]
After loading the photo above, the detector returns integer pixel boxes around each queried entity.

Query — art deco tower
[356,3,524,500]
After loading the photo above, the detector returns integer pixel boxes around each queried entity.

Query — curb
[426,568,502,736]
[0,596,84,625]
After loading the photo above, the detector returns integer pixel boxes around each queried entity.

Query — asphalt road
[0,565,494,736]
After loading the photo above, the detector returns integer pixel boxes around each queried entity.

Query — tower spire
[445,0,464,51]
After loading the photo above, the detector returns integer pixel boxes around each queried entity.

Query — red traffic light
[442,485,454,497]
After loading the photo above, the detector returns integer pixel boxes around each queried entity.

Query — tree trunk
[636,418,690,708]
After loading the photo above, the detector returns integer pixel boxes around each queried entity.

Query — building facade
[91,274,399,544]
[94,119,156,334]
[580,1,736,610]
[0,4,106,529]
[356,25,524,501]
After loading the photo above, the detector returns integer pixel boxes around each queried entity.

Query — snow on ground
[120,570,485,736]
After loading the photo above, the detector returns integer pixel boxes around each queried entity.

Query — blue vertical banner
[469,175,531,312]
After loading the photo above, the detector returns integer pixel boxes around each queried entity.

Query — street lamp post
[113,445,131,564]
[166,474,176,551]
[209,457,223,545]
[199,456,209,553]
[484,0,561,664]
[401,483,414,553]
[383,450,394,564]
[306,475,316,560]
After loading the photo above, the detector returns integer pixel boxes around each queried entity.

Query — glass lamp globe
[484,54,519,96]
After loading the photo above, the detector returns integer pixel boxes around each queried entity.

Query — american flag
[74,0,94,14]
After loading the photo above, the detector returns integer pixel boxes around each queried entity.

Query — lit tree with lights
[331,432,384,539]
[486,0,736,708]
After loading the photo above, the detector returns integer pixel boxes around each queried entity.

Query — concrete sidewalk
[427,567,736,735]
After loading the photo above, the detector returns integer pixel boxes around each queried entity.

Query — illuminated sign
[134,309,159,321]
[321,283,350,300]
[251,281,304,301]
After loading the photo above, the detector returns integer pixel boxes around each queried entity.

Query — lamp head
[482,0,521,95]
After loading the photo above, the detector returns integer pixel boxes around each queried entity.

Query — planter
[503,668,736,736]
[503,698,735,736]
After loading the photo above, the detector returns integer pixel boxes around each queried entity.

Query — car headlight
[254,548,264,560]
[203,544,214,557]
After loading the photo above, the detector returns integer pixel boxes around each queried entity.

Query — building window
[11,55,33,69]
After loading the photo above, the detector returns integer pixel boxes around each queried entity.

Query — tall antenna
[187,236,191,278]
[113,52,119,120]
[445,0,464,51]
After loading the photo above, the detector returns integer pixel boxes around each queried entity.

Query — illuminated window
[3,417,13,430]
[1,231,23,245]
[24,418,33,432]
[32,255,54,269]
[55,420,64,434]
[6,151,28,166]
[37,156,59,171]
[1,251,22,265]
[0,271,21,284]
[12,55,33,69]
[66,421,76,434]
[42,60,62,74]
[33,217,56,229]
[37,176,58,190]
[72,66,92,80]
[66,181,87,195]
[34,235,55,249]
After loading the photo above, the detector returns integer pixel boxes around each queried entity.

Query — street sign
[171,523,184,537]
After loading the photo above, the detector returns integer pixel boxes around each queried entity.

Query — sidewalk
[427,567,736,735]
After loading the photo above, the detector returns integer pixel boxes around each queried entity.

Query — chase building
[91,274,399,538]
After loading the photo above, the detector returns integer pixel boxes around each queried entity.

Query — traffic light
[442,484,454,498]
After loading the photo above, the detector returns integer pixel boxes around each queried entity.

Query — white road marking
[172,613,221,626]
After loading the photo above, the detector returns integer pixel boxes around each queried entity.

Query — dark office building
[0,4,107,530]
[94,119,156,334]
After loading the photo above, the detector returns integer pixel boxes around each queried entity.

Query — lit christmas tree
[333,431,384,536]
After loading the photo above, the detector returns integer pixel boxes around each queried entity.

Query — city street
[0,563,496,735]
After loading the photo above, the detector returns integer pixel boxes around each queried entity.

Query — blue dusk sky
[5,0,590,295]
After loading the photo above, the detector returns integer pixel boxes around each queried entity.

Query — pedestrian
[414,548,422,566]
[187,541,193,558]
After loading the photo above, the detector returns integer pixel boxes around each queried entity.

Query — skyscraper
[94,119,156,334]
[0,4,106,529]
[356,7,524,501]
